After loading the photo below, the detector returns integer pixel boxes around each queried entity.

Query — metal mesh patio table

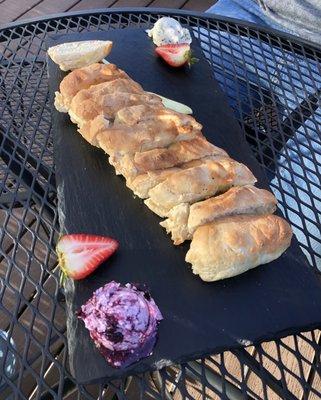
[0,8,321,400]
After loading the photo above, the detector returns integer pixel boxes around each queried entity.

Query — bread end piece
[48,40,113,71]
[186,214,292,282]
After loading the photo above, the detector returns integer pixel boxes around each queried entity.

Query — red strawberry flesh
[155,43,196,68]
[56,234,119,280]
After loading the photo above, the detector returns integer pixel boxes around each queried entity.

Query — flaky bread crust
[126,168,181,198]
[161,185,277,245]
[186,214,292,281]
[188,185,277,233]
[57,63,128,111]
[160,203,190,243]
[114,105,202,131]
[114,104,159,125]
[70,78,144,116]
[147,158,257,217]
[77,115,110,146]
[70,92,162,126]
[134,136,227,172]
[69,79,163,126]
[109,136,228,179]
[111,133,227,179]
[87,107,202,156]
[127,155,225,199]
[97,123,198,157]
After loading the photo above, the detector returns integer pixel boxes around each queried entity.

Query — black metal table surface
[0,8,321,400]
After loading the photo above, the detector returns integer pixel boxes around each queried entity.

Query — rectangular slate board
[47,29,321,384]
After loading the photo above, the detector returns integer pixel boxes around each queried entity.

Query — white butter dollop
[146,17,192,46]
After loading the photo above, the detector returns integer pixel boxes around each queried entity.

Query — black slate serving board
[48,29,321,384]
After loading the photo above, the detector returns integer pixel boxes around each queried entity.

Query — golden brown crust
[97,124,198,157]
[70,92,162,126]
[188,185,277,232]
[147,158,257,216]
[137,136,227,172]
[160,185,277,245]
[77,115,109,146]
[114,104,202,131]
[81,105,202,154]
[114,104,159,125]
[125,155,224,199]
[58,63,128,110]
[109,136,227,180]
[71,78,143,109]
[126,168,181,198]
[185,214,293,281]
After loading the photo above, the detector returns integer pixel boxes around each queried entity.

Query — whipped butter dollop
[78,281,163,368]
[147,17,192,46]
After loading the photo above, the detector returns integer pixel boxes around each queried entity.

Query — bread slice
[160,185,277,244]
[186,214,292,281]
[109,136,228,180]
[82,106,201,154]
[70,92,162,127]
[125,156,224,199]
[54,63,128,112]
[146,158,257,217]
[48,40,113,71]
[126,168,181,199]
[68,78,144,126]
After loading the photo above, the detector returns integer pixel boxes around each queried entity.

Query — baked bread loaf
[51,57,292,282]
[48,40,113,71]
[54,63,128,112]
[160,185,277,244]
[186,214,292,281]
[146,158,257,217]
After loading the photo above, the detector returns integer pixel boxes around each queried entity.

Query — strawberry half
[155,44,198,68]
[56,234,119,282]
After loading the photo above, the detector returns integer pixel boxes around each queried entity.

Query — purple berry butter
[78,281,163,368]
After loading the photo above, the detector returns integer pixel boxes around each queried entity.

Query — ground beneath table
[0,0,216,26]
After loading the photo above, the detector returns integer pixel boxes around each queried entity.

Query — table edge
[0,7,321,52]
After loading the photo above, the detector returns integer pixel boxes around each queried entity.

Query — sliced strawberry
[56,234,119,281]
[155,44,198,68]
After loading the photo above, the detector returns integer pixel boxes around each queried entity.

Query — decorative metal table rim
[0,8,320,400]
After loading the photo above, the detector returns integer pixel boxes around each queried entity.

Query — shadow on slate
[47,29,321,384]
